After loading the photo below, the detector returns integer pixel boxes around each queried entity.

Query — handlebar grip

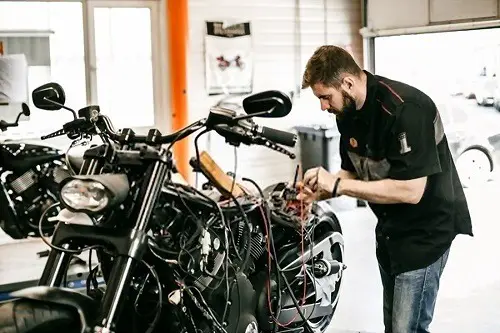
[260,126,297,147]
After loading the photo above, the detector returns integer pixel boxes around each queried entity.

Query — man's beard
[329,90,356,116]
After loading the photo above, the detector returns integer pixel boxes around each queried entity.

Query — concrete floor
[0,182,497,333]
[327,181,500,333]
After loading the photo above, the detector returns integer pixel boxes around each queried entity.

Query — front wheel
[0,299,81,333]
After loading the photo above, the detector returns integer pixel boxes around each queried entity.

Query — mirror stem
[12,113,22,125]
[43,97,77,119]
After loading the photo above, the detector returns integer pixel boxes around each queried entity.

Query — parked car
[493,81,500,111]
[438,99,499,187]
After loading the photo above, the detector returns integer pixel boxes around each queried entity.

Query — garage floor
[328,181,500,333]
[0,181,497,333]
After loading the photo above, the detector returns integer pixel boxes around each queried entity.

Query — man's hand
[296,167,338,202]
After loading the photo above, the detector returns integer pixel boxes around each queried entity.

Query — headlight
[60,179,111,213]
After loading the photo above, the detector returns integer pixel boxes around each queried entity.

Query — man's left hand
[298,166,338,201]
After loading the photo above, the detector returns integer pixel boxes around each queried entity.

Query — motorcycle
[0,103,74,239]
[0,82,346,333]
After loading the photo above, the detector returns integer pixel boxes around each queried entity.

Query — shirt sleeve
[387,102,442,180]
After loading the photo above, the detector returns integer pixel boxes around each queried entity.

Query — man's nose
[320,100,329,111]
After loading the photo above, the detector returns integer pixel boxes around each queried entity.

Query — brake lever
[255,137,296,159]
[41,128,66,140]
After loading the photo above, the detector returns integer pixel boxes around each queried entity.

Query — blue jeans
[378,247,450,333]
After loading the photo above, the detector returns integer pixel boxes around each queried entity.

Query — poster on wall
[204,21,253,96]
[0,53,29,106]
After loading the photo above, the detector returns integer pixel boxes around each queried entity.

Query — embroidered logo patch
[398,132,412,154]
[349,137,358,148]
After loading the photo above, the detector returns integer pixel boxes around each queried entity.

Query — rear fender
[10,286,97,332]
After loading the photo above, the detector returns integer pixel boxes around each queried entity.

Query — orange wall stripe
[166,0,189,181]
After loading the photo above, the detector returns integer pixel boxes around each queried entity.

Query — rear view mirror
[21,103,31,117]
[32,83,66,111]
[242,90,292,118]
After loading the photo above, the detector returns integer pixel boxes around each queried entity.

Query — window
[0,1,163,140]
[0,1,85,139]
[90,5,156,130]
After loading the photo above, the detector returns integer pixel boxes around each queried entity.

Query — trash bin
[295,124,367,208]
[294,125,341,173]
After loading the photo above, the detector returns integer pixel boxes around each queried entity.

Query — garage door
[363,0,500,36]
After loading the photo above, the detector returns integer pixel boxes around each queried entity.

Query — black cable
[166,120,204,153]
[261,195,317,331]
[226,193,252,274]
[140,260,163,333]
[38,202,103,255]
[265,204,283,331]
[230,146,237,194]
[164,120,204,183]
[241,177,264,199]
[170,183,244,264]
[187,286,228,333]
[279,267,314,333]
[87,249,93,295]
[194,128,211,188]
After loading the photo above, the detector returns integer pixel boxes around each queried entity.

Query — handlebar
[0,120,17,132]
[39,105,298,159]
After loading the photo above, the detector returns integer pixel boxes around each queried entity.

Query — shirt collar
[356,70,377,123]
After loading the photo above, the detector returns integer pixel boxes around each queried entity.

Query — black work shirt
[337,70,473,275]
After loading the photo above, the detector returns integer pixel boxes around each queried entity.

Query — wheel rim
[456,149,491,187]
[305,218,345,332]
[244,321,258,333]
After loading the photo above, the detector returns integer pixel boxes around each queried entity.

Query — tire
[456,148,493,188]
[0,299,81,333]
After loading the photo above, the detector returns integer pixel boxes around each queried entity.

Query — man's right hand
[294,181,318,204]
[293,168,357,204]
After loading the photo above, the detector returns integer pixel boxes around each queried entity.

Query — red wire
[260,179,308,329]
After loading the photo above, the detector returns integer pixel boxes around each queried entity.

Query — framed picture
[204,21,253,96]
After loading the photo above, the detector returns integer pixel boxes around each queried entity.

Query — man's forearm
[335,169,357,180]
[338,178,425,204]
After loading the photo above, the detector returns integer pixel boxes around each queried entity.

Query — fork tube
[96,159,168,331]
[39,158,102,287]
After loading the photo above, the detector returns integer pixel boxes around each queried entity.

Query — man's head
[302,45,366,115]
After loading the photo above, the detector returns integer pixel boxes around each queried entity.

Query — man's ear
[342,76,355,90]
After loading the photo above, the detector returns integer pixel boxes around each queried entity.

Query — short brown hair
[302,45,362,89]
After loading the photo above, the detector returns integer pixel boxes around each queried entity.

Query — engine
[138,183,269,333]
[1,160,71,238]
[132,182,345,333]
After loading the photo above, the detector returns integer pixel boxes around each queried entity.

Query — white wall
[187,0,363,188]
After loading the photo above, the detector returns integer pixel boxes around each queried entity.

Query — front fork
[39,157,102,287]
[39,149,168,332]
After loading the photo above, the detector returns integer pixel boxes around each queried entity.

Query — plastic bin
[295,124,366,208]
[294,125,341,173]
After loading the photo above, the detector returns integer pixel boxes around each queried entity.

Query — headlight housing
[60,179,111,213]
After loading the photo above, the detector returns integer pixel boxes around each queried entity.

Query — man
[297,45,473,333]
